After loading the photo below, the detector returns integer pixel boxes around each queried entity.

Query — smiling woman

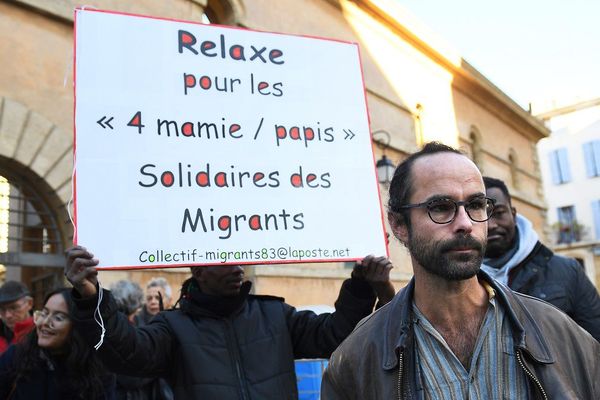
[33,293,72,350]
[0,288,116,400]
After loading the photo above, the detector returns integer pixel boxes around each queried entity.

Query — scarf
[179,278,252,317]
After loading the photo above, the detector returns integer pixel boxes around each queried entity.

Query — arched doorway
[0,158,67,307]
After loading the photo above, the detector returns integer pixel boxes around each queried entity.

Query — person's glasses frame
[397,196,496,224]
[33,309,70,328]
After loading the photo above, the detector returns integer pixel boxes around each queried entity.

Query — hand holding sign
[65,246,99,298]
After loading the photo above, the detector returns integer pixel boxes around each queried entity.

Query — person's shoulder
[513,290,567,312]
[349,284,413,338]
[535,243,581,270]
[543,253,587,284]
[246,295,287,314]
[527,244,583,282]
[327,303,395,379]
[548,252,583,270]
[512,291,600,351]
[248,294,285,303]
[512,291,585,330]
[147,308,186,325]
[338,301,393,349]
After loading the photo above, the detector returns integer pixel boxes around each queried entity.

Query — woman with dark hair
[0,287,116,399]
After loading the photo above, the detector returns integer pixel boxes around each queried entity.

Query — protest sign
[74,8,387,268]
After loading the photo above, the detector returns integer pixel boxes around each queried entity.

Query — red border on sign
[73,7,388,269]
[72,8,78,245]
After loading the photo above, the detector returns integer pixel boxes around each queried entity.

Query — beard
[408,229,485,281]
[484,241,509,258]
[484,231,516,258]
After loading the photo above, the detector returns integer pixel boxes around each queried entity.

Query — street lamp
[376,154,395,184]
[372,130,395,184]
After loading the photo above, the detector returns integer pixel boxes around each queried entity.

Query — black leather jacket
[72,278,376,400]
[322,272,600,400]
[508,241,600,341]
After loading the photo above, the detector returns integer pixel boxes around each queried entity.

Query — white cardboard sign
[74,9,387,269]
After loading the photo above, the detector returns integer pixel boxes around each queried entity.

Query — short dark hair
[483,176,512,204]
[388,142,464,225]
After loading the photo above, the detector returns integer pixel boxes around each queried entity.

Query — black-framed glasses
[398,197,496,224]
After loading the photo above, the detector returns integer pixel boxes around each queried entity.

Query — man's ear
[388,211,409,245]
[511,206,517,221]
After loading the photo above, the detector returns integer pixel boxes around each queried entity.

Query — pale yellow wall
[254,276,348,306]
[453,89,540,176]
[0,3,72,132]
[252,274,408,307]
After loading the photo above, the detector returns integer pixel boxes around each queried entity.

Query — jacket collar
[382,278,414,370]
[381,271,554,371]
[488,272,554,364]
[179,278,251,318]
[13,316,34,336]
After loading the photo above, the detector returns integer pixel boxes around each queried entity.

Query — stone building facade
[0,0,549,307]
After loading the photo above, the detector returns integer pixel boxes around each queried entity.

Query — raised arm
[64,246,175,377]
[286,256,394,359]
[64,245,99,298]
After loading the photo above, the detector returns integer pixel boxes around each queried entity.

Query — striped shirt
[412,283,529,400]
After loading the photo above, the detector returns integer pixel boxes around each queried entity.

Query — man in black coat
[482,176,600,341]
[64,248,394,400]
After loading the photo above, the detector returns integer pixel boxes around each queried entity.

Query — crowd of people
[0,141,599,399]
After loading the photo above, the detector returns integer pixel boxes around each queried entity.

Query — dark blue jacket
[508,241,600,341]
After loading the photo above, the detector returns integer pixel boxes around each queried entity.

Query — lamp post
[376,154,395,184]
[372,130,395,184]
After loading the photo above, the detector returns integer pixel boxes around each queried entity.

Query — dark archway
[0,156,67,306]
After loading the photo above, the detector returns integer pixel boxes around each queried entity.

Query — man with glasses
[0,281,34,354]
[481,176,600,341]
[322,142,599,399]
